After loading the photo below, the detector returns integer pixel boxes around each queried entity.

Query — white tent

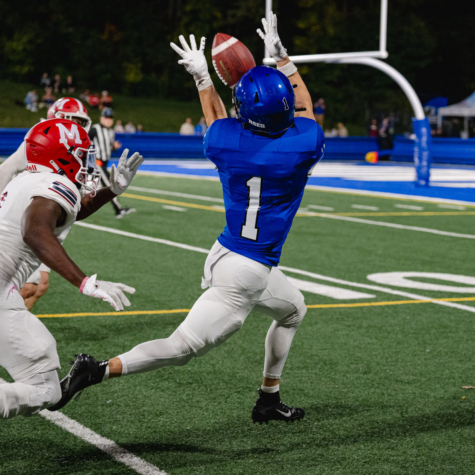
[437,92,475,137]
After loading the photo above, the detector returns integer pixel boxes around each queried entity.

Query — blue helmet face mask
[233,65,296,137]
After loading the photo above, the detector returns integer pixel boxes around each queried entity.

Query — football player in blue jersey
[50,12,325,424]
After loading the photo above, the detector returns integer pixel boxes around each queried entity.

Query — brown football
[211,33,256,88]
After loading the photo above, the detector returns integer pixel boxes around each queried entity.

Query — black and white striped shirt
[89,124,115,162]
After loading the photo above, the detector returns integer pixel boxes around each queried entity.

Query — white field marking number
[367,272,475,293]
[241,177,262,241]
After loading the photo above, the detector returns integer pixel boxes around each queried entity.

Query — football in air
[212,33,256,88]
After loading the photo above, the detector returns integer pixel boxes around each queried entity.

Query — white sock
[261,384,279,394]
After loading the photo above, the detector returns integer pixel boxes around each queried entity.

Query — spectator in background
[337,122,349,138]
[88,92,100,109]
[369,119,378,137]
[180,118,195,135]
[42,87,56,108]
[40,72,51,89]
[377,117,393,160]
[99,90,113,110]
[125,121,136,134]
[53,74,62,93]
[313,98,326,127]
[195,117,207,136]
[24,89,38,112]
[114,120,125,133]
[324,124,338,137]
[137,124,143,133]
[79,89,90,102]
[65,75,76,93]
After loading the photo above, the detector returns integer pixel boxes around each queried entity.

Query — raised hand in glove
[80,274,135,311]
[170,34,213,90]
[109,148,143,196]
[257,11,288,62]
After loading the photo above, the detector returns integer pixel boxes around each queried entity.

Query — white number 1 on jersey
[241,177,262,241]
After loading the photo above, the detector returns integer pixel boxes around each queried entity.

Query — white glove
[170,35,213,90]
[109,148,143,195]
[257,11,288,62]
[80,274,135,311]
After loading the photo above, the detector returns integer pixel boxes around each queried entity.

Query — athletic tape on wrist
[277,61,298,77]
[79,277,89,293]
[196,75,213,91]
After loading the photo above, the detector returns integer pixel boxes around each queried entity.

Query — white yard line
[351,204,379,211]
[0,378,168,475]
[395,204,424,210]
[308,205,335,211]
[128,185,224,203]
[313,214,475,240]
[437,204,466,210]
[74,222,475,314]
[162,205,186,212]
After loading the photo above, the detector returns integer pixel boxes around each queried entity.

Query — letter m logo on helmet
[56,123,82,146]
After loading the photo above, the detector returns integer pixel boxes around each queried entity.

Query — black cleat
[47,354,108,412]
[252,389,305,424]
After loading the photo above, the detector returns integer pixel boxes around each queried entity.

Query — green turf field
[2,174,475,474]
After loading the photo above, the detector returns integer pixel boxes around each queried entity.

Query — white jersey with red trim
[0,141,27,194]
[0,171,81,289]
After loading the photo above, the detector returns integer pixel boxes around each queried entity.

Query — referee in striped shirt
[89,108,135,218]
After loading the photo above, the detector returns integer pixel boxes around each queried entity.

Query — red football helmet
[47,97,91,132]
[25,118,100,194]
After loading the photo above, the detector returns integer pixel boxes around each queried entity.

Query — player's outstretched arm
[22,198,135,311]
[77,148,143,221]
[257,12,315,121]
[170,35,227,127]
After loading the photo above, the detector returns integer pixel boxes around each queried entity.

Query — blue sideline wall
[1,129,475,164]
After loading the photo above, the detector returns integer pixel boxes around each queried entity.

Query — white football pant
[118,242,307,379]
[0,285,61,419]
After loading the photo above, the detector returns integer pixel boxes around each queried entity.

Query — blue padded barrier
[1,128,475,164]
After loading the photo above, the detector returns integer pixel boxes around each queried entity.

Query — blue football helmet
[233,65,295,136]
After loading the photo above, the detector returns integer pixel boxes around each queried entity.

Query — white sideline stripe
[305,184,475,207]
[74,222,209,254]
[128,186,224,203]
[211,36,238,56]
[287,277,375,300]
[76,222,475,314]
[138,170,220,182]
[395,204,424,210]
[351,204,379,210]
[0,379,168,475]
[316,214,475,240]
[162,205,186,212]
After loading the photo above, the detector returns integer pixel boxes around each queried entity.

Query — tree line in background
[1,0,474,130]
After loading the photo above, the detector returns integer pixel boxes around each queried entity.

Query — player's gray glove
[80,274,135,311]
[109,148,143,195]
[170,35,213,91]
[257,11,288,62]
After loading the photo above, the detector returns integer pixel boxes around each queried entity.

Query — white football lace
[212,60,228,86]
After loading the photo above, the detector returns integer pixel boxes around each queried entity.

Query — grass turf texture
[2,174,475,474]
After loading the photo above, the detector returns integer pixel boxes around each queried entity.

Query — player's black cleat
[252,389,305,424]
[47,354,108,412]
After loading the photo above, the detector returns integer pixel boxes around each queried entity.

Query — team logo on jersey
[0,192,7,209]
[48,181,77,207]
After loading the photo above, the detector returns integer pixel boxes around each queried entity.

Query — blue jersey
[204,117,324,266]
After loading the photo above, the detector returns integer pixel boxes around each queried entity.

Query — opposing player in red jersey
[0,118,143,419]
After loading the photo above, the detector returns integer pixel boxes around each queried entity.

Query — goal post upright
[263,0,431,186]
